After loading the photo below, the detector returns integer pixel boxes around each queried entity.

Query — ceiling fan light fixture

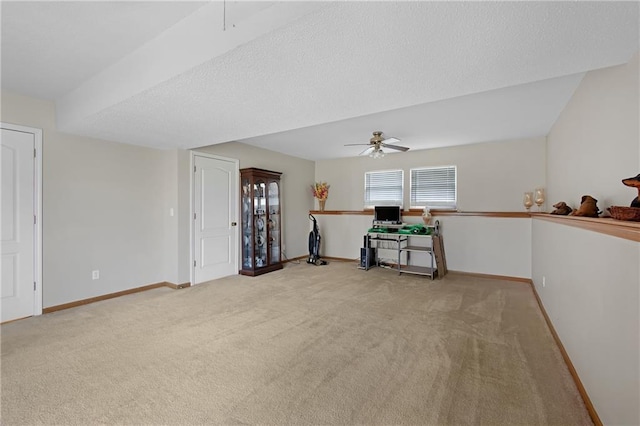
[370,148,385,159]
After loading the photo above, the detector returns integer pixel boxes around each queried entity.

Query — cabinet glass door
[253,180,267,268]
[242,178,253,269]
[268,180,280,264]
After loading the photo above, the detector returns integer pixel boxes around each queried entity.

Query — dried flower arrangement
[311,182,330,200]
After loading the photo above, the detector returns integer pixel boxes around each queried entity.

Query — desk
[366,222,439,279]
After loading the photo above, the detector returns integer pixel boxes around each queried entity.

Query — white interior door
[193,154,238,284]
[1,127,36,322]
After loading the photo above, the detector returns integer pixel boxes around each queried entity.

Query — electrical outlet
[542,276,546,287]
[92,270,100,280]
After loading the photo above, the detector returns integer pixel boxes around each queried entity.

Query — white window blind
[410,166,457,209]
[364,169,403,208]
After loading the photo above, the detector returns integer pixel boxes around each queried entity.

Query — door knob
[231,222,237,226]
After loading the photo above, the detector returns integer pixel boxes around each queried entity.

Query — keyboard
[372,222,404,229]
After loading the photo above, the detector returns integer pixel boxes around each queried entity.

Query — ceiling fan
[345,131,409,159]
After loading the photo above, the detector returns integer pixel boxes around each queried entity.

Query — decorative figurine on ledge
[622,173,640,208]
[570,195,601,217]
[550,201,573,215]
[422,206,432,225]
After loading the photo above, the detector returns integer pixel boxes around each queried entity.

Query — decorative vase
[523,192,534,212]
[534,188,545,212]
[318,199,326,212]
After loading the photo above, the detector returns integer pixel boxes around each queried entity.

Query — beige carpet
[1,261,591,425]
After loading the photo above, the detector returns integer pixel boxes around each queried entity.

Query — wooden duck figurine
[622,174,640,208]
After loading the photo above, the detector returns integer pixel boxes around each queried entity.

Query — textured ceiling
[0,1,209,100]
[238,73,586,161]
[2,1,639,160]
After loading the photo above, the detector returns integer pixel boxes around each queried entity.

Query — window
[410,166,457,210]
[364,169,403,208]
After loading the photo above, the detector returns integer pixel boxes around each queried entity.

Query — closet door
[1,127,36,321]
[193,155,238,284]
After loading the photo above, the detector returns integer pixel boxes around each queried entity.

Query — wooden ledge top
[532,213,640,242]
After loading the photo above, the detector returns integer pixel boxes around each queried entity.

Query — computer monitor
[374,206,402,224]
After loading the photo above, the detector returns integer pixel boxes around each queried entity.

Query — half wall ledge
[308,210,530,218]
[532,213,640,243]
[307,210,640,242]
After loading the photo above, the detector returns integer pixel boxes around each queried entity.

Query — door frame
[190,151,240,285]
[1,122,43,317]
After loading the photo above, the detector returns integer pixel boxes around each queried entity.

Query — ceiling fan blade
[381,143,409,152]
[344,143,371,147]
[359,146,374,155]
[382,137,400,144]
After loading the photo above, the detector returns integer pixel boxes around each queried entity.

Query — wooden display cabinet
[240,168,283,276]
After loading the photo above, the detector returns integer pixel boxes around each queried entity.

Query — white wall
[1,92,169,307]
[176,149,191,283]
[162,149,179,284]
[532,220,639,425]
[534,53,640,425]
[314,214,531,278]
[547,53,639,210]
[194,142,315,259]
[161,148,191,285]
[436,216,531,278]
[315,137,547,212]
